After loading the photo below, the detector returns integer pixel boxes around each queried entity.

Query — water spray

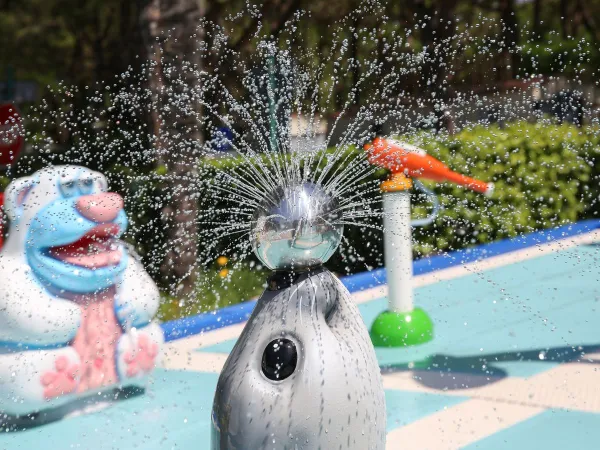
[211,182,386,449]
[364,136,493,348]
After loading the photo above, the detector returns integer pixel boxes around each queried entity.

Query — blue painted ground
[2,240,599,449]
[202,244,600,380]
[161,220,600,341]
[464,409,600,450]
[1,370,219,449]
[0,372,465,449]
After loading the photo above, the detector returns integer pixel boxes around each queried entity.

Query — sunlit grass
[157,263,268,322]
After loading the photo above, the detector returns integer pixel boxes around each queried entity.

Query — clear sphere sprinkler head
[211,180,386,449]
[364,136,493,349]
[251,182,343,271]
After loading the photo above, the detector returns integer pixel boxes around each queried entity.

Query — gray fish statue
[211,182,386,449]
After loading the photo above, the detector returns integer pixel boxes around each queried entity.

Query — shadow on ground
[380,344,600,391]
[0,386,144,433]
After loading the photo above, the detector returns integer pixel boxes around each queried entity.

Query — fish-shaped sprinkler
[211,183,386,449]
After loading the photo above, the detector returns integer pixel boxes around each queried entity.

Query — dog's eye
[79,178,94,195]
[59,181,78,198]
[97,177,108,192]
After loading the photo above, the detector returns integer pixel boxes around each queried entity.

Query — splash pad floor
[2,221,599,450]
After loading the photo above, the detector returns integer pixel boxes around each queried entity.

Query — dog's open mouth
[47,224,122,269]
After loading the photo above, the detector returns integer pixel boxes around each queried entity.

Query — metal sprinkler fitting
[211,182,386,450]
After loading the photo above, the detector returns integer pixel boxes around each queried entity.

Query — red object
[0,103,24,166]
[0,192,4,249]
[364,137,493,195]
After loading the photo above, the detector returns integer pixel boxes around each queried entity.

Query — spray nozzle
[364,137,493,196]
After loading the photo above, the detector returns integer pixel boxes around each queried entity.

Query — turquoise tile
[3,245,599,449]
[368,246,600,376]
[200,245,600,382]
[385,390,467,432]
[0,370,218,450]
[202,246,600,384]
[463,409,600,450]
[0,373,463,450]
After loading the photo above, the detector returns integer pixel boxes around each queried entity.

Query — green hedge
[2,121,599,320]
[157,262,268,322]
[306,121,600,273]
[174,121,600,282]
[409,122,599,256]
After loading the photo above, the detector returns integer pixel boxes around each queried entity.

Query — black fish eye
[261,338,297,381]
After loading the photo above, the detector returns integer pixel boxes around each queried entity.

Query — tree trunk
[143,0,204,298]
[560,0,568,39]
[414,1,459,134]
[532,0,542,41]
[575,0,600,43]
[500,0,519,79]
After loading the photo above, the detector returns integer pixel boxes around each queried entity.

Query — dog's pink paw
[41,355,80,400]
[124,334,159,377]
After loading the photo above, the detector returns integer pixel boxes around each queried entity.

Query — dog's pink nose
[76,193,123,223]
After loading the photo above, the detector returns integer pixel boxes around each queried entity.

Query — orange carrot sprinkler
[365,137,494,196]
[364,137,493,349]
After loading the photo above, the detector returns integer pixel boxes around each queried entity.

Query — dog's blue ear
[4,177,37,221]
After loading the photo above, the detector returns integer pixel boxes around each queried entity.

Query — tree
[532,0,543,41]
[143,0,205,298]
[500,0,519,79]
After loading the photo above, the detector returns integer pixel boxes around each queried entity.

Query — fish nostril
[261,338,297,381]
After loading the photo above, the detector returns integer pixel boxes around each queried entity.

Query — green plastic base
[370,308,434,348]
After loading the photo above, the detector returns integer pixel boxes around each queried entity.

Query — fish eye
[59,180,78,198]
[261,338,297,381]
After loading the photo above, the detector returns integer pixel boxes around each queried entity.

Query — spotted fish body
[211,268,386,449]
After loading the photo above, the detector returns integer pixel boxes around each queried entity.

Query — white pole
[383,190,414,313]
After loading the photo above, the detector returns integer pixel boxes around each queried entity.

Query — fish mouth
[46,224,123,269]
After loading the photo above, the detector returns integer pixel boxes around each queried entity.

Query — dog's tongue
[49,224,122,269]
[50,244,122,269]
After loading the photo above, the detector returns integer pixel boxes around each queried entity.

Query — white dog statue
[0,165,163,416]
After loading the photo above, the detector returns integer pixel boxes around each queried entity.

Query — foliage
[3,116,598,321]
[520,37,600,77]
[157,261,268,322]
[410,122,599,256]
[251,122,599,267]
[158,121,599,320]
[327,121,600,271]
[3,0,600,320]
[0,0,148,92]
